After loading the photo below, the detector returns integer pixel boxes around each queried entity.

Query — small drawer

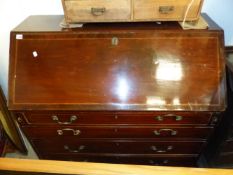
[63,0,131,23]
[22,126,213,139]
[41,154,197,166]
[31,138,205,154]
[133,0,203,21]
[16,111,116,125]
[17,111,213,125]
[116,112,212,125]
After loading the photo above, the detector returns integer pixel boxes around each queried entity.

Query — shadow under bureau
[8,14,226,167]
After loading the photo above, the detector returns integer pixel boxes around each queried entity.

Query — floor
[4,132,38,159]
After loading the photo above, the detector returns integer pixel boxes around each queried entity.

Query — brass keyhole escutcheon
[112,37,119,46]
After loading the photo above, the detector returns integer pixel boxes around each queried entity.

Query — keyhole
[112,37,119,46]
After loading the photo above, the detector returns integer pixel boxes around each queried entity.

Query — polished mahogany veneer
[9,15,225,111]
[8,14,226,166]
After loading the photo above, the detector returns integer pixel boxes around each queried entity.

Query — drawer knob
[57,128,81,136]
[156,114,182,121]
[52,115,78,125]
[91,7,106,16]
[64,145,85,153]
[159,6,174,14]
[150,145,173,153]
[153,129,177,136]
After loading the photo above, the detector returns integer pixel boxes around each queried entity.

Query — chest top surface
[8,14,226,111]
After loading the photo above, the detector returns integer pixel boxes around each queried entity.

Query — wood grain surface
[8,15,225,111]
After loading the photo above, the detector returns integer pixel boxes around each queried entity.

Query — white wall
[0,0,63,95]
[0,0,233,96]
[202,0,233,45]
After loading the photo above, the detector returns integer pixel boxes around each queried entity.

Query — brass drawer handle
[156,114,183,121]
[159,6,175,14]
[64,145,85,153]
[150,145,173,153]
[153,129,177,136]
[52,115,78,125]
[57,128,81,136]
[149,159,169,165]
[91,7,106,16]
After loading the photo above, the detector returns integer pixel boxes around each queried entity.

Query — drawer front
[41,154,197,166]
[215,153,233,166]
[220,139,233,153]
[17,111,212,125]
[63,0,131,22]
[134,0,203,21]
[31,138,205,154]
[22,126,213,139]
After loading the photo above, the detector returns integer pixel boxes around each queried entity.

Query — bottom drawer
[41,154,197,167]
[221,139,233,153]
[31,138,205,154]
[214,153,233,166]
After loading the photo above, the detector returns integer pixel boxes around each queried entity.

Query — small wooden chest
[62,0,204,24]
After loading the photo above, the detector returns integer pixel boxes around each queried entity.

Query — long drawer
[22,126,213,139]
[41,154,197,166]
[31,138,205,154]
[16,111,213,125]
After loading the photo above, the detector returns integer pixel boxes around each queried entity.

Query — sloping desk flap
[8,15,226,111]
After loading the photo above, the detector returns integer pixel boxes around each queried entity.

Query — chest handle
[57,128,81,136]
[154,129,177,136]
[156,114,183,121]
[159,6,175,14]
[52,115,78,125]
[64,145,85,153]
[91,7,106,16]
[151,145,173,153]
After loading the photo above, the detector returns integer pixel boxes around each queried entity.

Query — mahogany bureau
[8,14,226,167]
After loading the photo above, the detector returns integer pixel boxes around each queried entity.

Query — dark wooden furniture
[203,47,233,167]
[8,14,226,166]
